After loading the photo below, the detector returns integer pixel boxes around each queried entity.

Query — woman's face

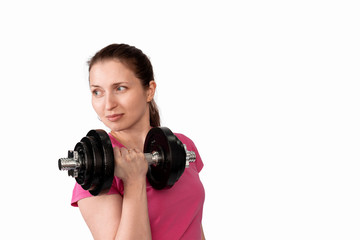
[89,59,155,132]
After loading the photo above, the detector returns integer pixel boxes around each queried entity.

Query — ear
[146,80,156,102]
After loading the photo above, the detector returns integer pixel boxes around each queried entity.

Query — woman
[71,43,205,240]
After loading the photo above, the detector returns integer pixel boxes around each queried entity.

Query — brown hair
[88,43,160,127]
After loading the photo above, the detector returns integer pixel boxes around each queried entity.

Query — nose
[105,93,117,111]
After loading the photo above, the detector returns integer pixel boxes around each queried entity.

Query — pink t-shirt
[71,133,205,240]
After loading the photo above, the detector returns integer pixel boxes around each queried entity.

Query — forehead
[89,59,138,85]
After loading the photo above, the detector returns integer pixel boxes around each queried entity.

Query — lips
[106,113,124,122]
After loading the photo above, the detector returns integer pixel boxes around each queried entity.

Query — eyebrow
[90,81,129,88]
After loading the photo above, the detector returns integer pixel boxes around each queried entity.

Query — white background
[0,0,359,239]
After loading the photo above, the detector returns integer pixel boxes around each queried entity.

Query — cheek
[127,94,148,110]
[92,99,103,115]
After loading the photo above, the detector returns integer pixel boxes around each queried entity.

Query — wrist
[123,178,148,202]
[123,177,147,190]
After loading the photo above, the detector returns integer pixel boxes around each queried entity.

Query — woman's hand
[113,147,148,185]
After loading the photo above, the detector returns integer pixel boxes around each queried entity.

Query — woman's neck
[110,125,152,151]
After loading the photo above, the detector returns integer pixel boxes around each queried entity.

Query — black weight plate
[147,144,168,189]
[87,129,115,196]
[86,135,103,195]
[94,130,115,195]
[144,128,169,189]
[161,128,186,187]
[167,134,186,186]
[77,137,94,190]
[74,142,86,185]
[144,127,186,189]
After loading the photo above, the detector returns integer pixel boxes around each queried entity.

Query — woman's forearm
[115,180,152,240]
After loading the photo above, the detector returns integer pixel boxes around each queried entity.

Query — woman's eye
[117,86,126,91]
[92,90,101,96]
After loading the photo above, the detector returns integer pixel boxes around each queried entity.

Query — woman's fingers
[113,147,148,181]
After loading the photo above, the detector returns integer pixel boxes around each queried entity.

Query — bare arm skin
[78,194,123,239]
[78,147,151,240]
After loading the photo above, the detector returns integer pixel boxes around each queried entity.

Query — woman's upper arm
[78,194,123,240]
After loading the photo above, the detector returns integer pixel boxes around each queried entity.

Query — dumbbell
[58,127,196,196]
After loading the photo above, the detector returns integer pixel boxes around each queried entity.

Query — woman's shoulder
[174,132,204,173]
[174,133,195,147]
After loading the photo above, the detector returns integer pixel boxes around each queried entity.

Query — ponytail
[149,100,160,127]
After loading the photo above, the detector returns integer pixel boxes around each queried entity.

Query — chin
[106,124,124,132]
